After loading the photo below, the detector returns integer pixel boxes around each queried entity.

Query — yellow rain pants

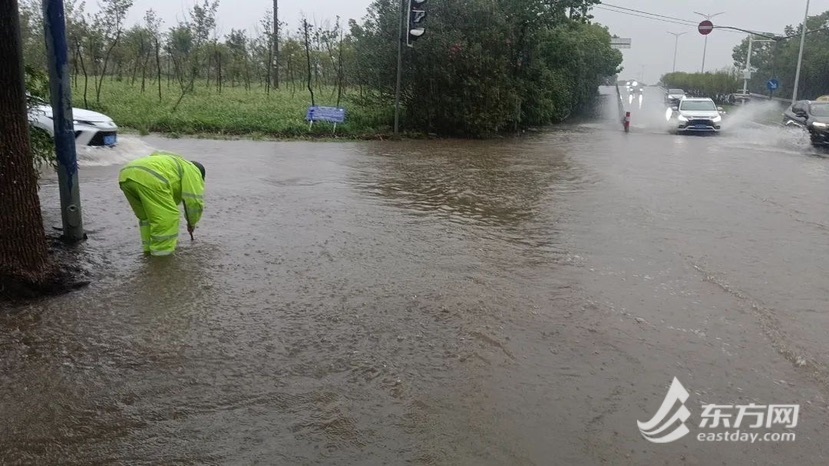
[119,152,205,256]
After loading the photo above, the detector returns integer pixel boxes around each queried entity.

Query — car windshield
[809,103,829,117]
[669,89,684,94]
[680,100,717,111]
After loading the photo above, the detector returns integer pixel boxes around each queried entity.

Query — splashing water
[76,135,158,167]
[717,100,816,155]
[721,100,786,131]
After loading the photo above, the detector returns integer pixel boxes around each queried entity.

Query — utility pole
[668,31,687,72]
[42,0,84,242]
[394,0,405,136]
[742,35,775,100]
[694,11,725,73]
[273,0,279,89]
[793,0,810,103]
[742,35,753,97]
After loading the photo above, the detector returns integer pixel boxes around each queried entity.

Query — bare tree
[302,18,314,106]
[143,9,163,100]
[335,17,345,107]
[93,0,134,105]
[143,10,162,95]
[273,0,279,89]
[168,0,219,111]
[259,11,273,95]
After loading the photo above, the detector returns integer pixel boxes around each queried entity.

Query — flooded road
[2,90,829,464]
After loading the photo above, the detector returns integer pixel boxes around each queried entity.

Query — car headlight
[677,115,688,122]
[713,115,722,123]
[812,122,828,128]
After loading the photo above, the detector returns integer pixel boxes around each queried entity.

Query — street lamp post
[741,35,775,102]
[668,31,687,72]
[742,36,753,96]
[694,11,725,73]
[792,0,810,103]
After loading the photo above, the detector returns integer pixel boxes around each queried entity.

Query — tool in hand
[184,204,195,241]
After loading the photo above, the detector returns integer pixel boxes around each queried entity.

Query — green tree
[351,0,620,136]
[660,71,741,104]
[12,0,621,139]
[731,11,829,99]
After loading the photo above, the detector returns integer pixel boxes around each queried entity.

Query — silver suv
[666,97,723,134]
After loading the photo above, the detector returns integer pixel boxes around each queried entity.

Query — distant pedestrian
[118,151,205,256]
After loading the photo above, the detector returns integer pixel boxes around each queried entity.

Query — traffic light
[406,0,427,47]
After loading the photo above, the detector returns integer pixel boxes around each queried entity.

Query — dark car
[783,100,829,146]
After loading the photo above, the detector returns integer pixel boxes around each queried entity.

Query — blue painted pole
[42,0,84,241]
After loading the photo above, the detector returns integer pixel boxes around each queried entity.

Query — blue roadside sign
[767,79,780,91]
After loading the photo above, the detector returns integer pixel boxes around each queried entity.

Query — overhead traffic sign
[611,37,632,49]
[698,20,714,35]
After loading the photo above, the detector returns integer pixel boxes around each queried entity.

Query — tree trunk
[76,40,90,109]
[303,20,315,106]
[95,35,120,104]
[0,0,53,292]
[206,53,212,89]
[141,49,151,93]
[244,55,250,91]
[273,0,279,89]
[155,40,162,100]
[216,50,222,93]
[336,30,345,107]
[71,47,78,90]
[288,57,296,97]
[131,49,140,86]
[266,44,272,95]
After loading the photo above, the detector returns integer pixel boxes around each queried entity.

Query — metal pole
[393,0,406,136]
[742,35,753,97]
[671,35,679,73]
[701,35,708,73]
[42,0,84,242]
[694,12,725,74]
[792,0,810,103]
[668,32,686,72]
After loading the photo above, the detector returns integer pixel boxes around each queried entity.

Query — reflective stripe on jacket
[119,151,206,227]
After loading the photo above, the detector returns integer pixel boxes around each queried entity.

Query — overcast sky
[592,0,829,83]
[91,0,828,84]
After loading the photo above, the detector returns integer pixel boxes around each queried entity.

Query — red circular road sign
[698,20,714,35]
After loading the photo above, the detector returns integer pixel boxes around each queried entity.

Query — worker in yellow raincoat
[118,151,206,256]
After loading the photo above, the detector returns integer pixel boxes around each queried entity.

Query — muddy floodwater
[2,88,829,464]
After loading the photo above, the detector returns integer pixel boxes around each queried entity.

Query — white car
[29,101,119,147]
[665,97,724,134]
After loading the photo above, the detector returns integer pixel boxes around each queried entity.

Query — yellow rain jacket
[118,151,205,256]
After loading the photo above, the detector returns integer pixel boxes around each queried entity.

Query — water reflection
[348,138,573,230]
